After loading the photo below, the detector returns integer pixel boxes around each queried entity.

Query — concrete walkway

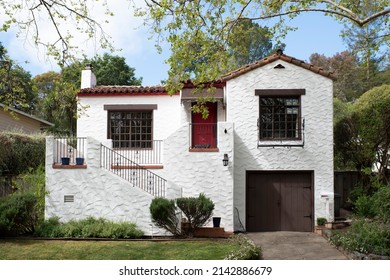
[246,231,348,260]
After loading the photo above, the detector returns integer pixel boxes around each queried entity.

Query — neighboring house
[45,51,336,235]
[0,103,53,134]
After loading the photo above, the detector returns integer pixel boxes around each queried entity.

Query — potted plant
[61,147,73,165]
[213,217,221,228]
[315,217,327,234]
[61,157,70,165]
[76,157,85,165]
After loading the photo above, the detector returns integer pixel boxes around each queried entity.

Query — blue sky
[0,4,346,86]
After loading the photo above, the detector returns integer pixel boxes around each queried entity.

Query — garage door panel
[246,171,313,232]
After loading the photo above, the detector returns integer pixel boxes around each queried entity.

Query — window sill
[52,164,87,169]
[258,140,304,148]
[189,148,219,152]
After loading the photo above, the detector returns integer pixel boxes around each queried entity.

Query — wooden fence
[0,175,16,197]
[334,171,361,210]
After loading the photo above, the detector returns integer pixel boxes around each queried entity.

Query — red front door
[192,102,217,148]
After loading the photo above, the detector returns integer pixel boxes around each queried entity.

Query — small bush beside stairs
[150,193,231,238]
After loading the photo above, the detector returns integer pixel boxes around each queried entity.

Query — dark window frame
[256,89,305,141]
[105,105,157,149]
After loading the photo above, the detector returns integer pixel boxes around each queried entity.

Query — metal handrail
[100,144,166,197]
[112,140,163,165]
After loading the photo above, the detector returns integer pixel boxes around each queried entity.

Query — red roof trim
[77,92,177,97]
[221,52,337,81]
[77,85,179,96]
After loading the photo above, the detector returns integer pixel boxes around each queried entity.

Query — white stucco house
[45,51,336,235]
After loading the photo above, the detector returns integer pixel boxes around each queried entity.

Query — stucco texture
[226,60,334,230]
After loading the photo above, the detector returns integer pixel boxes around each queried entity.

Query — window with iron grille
[108,111,153,148]
[259,96,301,140]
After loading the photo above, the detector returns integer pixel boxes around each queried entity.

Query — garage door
[246,171,313,232]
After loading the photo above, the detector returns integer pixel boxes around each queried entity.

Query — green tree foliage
[334,85,390,183]
[32,53,142,135]
[310,52,365,101]
[32,72,78,135]
[0,132,45,176]
[62,53,143,88]
[341,2,390,82]
[0,44,35,112]
[227,20,274,67]
[136,0,390,93]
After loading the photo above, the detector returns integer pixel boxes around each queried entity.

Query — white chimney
[80,64,97,89]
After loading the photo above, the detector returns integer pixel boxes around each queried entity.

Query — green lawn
[0,239,239,260]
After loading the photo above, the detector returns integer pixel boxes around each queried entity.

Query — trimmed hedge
[0,132,45,176]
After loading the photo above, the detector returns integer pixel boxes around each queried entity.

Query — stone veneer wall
[226,60,334,230]
[45,136,168,236]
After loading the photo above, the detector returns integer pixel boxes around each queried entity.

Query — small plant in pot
[61,147,72,165]
[76,157,85,165]
[317,217,327,226]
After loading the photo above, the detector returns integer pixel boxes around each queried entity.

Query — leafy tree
[62,53,143,88]
[136,0,390,94]
[334,85,390,183]
[227,20,274,67]
[32,72,78,135]
[0,45,35,112]
[310,51,365,101]
[341,2,390,82]
[32,54,142,134]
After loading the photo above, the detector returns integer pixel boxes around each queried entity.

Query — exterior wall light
[222,154,229,166]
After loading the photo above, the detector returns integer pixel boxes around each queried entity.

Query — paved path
[246,231,348,260]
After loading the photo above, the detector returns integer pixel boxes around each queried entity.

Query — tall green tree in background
[334,85,390,184]
[32,72,77,135]
[310,52,365,101]
[227,20,274,67]
[32,53,143,135]
[0,43,35,112]
[62,53,142,88]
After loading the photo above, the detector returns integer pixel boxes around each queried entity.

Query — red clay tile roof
[78,51,336,96]
[78,85,171,96]
[221,50,337,81]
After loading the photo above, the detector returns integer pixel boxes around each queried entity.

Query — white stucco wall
[45,136,168,236]
[160,121,235,231]
[77,95,181,142]
[226,60,334,230]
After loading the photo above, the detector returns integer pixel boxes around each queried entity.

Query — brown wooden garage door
[246,171,313,232]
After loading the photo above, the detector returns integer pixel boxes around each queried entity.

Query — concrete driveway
[246,231,348,260]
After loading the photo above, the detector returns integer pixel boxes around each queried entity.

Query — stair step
[194,227,233,238]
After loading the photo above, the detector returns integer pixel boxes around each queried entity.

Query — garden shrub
[150,197,180,235]
[224,234,261,260]
[0,192,38,236]
[0,132,45,176]
[330,218,390,256]
[176,193,214,237]
[371,184,390,223]
[34,217,144,239]
[354,195,376,218]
